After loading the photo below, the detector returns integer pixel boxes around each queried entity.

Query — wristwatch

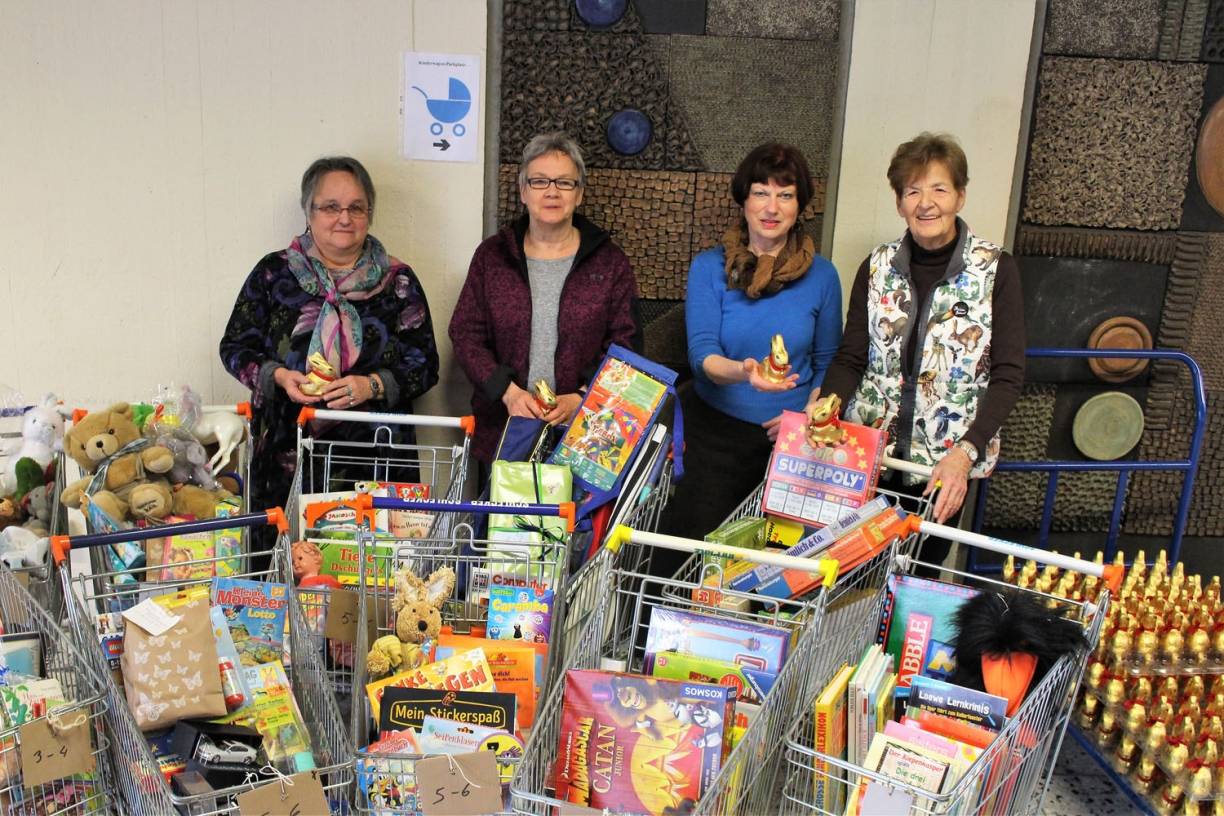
[955,439,979,464]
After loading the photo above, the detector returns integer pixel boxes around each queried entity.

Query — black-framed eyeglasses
[312,202,371,219]
[525,177,581,191]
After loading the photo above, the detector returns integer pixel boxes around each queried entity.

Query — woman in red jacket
[449,132,642,481]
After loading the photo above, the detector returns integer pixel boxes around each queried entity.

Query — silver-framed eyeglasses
[312,202,372,219]
[525,177,581,191]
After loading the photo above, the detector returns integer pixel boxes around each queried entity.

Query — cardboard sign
[323,589,388,644]
[19,715,94,790]
[416,751,502,815]
[236,769,329,816]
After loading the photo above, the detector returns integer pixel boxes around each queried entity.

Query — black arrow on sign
[433,139,451,151]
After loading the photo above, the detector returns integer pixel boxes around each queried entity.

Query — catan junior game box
[553,669,735,816]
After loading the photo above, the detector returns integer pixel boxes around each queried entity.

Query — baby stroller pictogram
[412,77,471,136]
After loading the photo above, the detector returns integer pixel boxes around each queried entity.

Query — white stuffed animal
[0,527,49,574]
[0,394,64,495]
[192,410,247,476]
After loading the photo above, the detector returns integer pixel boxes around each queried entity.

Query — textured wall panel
[705,0,839,40]
[1205,0,1224,60]
[642,301,689,372]
[1145,232,1208,431]
[1023,58,1205,230]
[666,35,838,174]
[1161,0,1210,60]
[1043,0,1161,58]
[500,30,703,171]
[634,0,706,34]
[1126,392,1216,536]
[1183,233,1224,391]
[1013,225,1178,264]
[984,385,1056,529]
[504,0,571,31]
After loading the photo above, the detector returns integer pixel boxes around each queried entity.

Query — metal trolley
[0,564,114,814]
[775,524,1121,816]
[53,511,354,815]
[346,495,576,815]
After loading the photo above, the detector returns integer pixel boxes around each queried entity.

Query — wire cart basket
[345,495,576,815]
[0,563,114,814]
[774,523,1121,816]
[54,510,354,815]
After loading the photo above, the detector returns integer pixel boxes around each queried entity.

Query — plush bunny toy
[366,566,456,679]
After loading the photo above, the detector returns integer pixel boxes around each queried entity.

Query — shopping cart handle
[607,525,839,588]
[366,496,576,532]
[909,517,1124,593]
[201,402,253,419]
[881,455,933,479]
[296,407,475,436]
[50,508,289,566]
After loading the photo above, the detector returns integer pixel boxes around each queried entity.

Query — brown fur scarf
[723,222,815,298]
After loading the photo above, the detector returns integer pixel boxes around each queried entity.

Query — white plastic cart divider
[297,407,475,433]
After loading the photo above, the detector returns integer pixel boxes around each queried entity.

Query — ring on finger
[346,385,353,396]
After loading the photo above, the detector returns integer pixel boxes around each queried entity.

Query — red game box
[553,669,735,815]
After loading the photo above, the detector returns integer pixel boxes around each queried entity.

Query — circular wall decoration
[606,109,653,156]
[575,0,627,28]
[1196,95,1224,219]
[1072,392,1144,461]
[1086,316,1152,383]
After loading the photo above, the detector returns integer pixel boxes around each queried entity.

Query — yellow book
[813,662,854,814]
[365,647,495,722]
[875,672,897,735]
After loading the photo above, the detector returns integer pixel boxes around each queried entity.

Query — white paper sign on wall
[403,52,481,163]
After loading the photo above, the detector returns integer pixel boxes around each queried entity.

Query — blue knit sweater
[686,245,843,425]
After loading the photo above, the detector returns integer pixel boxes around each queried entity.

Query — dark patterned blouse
[219,243,439,513]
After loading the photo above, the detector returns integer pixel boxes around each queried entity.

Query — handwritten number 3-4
[433,783,472,804]
[32,745,68,763]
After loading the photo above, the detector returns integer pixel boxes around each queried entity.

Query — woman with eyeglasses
[655,142,842,567]
[220,155,439,514]
[450,132,641,484]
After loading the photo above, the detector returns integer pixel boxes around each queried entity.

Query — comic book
[554,669,735,816]
[209,578,289,667]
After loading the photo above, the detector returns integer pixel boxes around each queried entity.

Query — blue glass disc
[606,109,653,156]
[575,0,627,28]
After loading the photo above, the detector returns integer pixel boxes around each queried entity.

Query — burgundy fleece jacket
[449,213,643,463]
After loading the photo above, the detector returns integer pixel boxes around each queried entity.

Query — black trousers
[653,387,775,579]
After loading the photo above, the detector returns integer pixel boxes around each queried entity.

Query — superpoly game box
[554,669,735,815]
[762,410,886,527]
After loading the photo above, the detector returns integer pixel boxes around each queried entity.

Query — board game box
[553,669,735,815]
[210,578,288,667]
[762,410,886,527]
[877,574,980,691]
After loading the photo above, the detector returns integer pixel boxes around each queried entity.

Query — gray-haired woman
[449,132,642,480]
[220,155,439,516]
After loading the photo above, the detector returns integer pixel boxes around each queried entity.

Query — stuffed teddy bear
[366,566,456,679]
[60,403,176,522]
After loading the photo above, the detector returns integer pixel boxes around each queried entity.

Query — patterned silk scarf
[286,231,393,372]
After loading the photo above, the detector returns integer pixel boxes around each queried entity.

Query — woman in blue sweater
[658,143,842,560]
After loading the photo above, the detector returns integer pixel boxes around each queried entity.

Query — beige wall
[0,0,485,434]
[829,0,1037,299]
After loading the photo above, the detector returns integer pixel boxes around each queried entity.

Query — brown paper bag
[120,599,226,730]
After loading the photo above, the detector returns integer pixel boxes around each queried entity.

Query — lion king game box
[553,669,735,815]
[762,410,886,527]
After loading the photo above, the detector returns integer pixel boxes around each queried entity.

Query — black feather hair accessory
[949,588,1089,713]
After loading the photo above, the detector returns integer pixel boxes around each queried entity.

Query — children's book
[762,410,886,527]
[365,647,496,723]
[877,574,980,693]
[378,688,517,736]
[434,633,542,727]
[812,663,853,814]
[907,676,1008,733]
[209,578,289,667]
[643,607,789,679]
[553,669,735,816]
[354,481,433,539]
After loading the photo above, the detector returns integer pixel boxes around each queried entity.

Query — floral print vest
[844,227,1001,479]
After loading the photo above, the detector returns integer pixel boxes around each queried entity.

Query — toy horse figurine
[299,352,339,396]
[806,394,848,447]
[760,334,790,384]
[533,380,558,411]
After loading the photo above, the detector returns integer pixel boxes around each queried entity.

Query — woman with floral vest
[821,133,1024,540]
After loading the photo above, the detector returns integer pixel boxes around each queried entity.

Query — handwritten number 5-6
[433,783,472,804]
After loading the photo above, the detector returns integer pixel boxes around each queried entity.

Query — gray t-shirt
[525,254,575,391]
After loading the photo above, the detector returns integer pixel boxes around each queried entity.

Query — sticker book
[553,669,735,816]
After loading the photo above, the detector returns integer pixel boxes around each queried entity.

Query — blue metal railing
[968,348,1207,570]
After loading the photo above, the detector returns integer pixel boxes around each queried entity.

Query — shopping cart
[53,510,354,815]
[0,563,114,813]
[346,495,576,815]
[288,409,473,705]
[773,523,1120,816]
